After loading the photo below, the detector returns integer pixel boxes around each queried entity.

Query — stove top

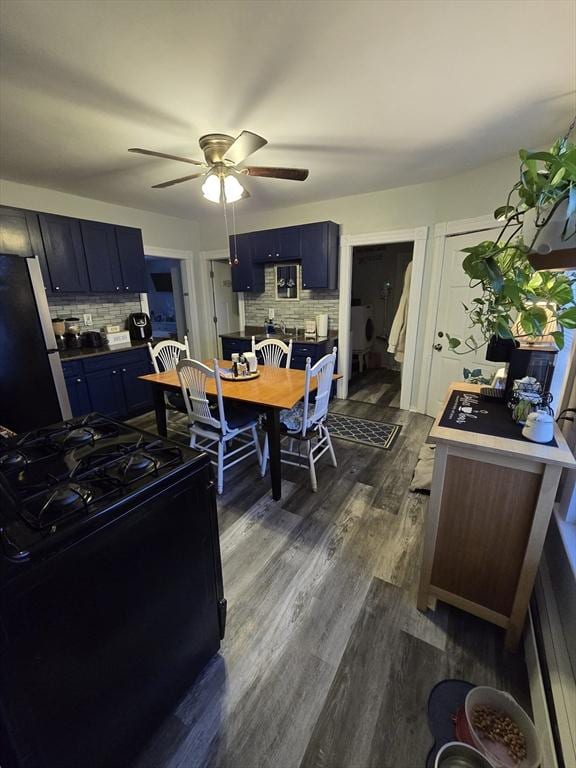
[0,414,204,559]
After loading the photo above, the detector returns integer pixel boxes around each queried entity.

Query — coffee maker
[127,312,152,341]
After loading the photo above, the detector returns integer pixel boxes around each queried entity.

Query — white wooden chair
[260,347,337,492]
[177,358,262,495]
[251,336,293,368]
[148,336,190,415]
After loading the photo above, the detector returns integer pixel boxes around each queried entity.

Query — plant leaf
[448,337,461,349]
[551,330,565,349]
[494,205,516,221]
[557,307,576,329]
[551,167,566,186]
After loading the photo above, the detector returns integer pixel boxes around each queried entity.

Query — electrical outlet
[268,308,275,320]
[83,313,92,326]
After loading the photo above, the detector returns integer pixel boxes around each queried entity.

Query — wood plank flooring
[347,368,401,408]
[130,399,530,768]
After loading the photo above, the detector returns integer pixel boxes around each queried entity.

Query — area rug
[326,413,401,450]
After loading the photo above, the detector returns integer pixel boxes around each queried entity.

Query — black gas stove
[0,413,225,768]
[0,413,200,559]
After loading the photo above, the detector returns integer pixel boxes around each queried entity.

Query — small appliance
[505,344,556,399]
[304,318,317,339]
[64,331,82,349]
[51,317,65,335]
[81,330,103,348]
[316,313,328,337]
[522,410,555,443]
[127,312,152,341]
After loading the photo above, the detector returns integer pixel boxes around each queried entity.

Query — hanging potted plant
[446,124,576,359]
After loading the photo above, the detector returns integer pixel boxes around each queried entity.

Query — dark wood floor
[130,399,530,768]
[348,367,401,408]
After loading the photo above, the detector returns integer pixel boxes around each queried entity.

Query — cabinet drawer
[61,360,83,377]
[82,348,149,373]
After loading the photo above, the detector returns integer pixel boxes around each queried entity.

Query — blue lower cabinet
[64,375,92,418]
[85,367,125,419]
[120,361,154,413]
[221,338,251,360]
[62,349,153,419]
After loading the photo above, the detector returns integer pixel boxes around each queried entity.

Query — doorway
[348,242,413,407]
[144,256,188,341]
[208,259,240,356]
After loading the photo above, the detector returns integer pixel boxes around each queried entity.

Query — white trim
[198,249,232,358]
[141,245,202,359]
[337,227,428,410]
[444,213,498,236]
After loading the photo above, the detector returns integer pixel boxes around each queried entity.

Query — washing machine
[350,305,375,373]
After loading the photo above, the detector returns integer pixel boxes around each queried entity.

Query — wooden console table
[417,383,576,651]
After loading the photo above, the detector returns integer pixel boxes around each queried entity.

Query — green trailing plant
[447,127,576,354]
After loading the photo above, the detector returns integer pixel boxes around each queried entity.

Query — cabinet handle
[112,370,117,374]
[275,253,279,257]
[122,368,127,372]
[116,286,120,291]
[55,286,60,291]
[246,285,251,289]
[303,283,307,287]
[76,378,82,383]
[125,286,129,290]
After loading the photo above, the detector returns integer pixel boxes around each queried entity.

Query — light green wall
[0,179,199,253]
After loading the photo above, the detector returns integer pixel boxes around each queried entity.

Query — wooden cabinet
[300,221,339,290]
[229,221,339,292]
[229,234,265,293]
[417,382,576,651]
[38,213,90,293]
[115,226,147,293]
[80,220,122,293]
[62,348,153,419]
[0,206,52,289]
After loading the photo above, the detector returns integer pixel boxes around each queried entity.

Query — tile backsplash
[47,293,142,331]
[243,265,339,332]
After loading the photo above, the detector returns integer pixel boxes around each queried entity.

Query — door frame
[420,214,501,415]
[338,226,428,409]
[140,245,202,358]
[198,249,245,358]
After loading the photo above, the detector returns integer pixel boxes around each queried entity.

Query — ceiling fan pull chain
[222,189,232,266]
[232,200,239,265]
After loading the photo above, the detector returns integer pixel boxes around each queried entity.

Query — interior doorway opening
[348,242,414,408]
[144,256,187,342]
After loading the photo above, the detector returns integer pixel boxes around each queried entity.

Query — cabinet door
[230,234,264,292]
[115,226,147,293]
[300,221,339,290]
[0,206,51,289]
[250,229,279,263]
[38,213,90,293]
[81,220,122,293]
[277,226,301,262]
[65,375,92,417]
[85,367,125,418]
[120,360,154,414]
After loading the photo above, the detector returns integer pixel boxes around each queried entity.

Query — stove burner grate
[34,483,94,529]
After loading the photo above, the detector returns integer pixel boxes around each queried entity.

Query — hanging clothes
[387,261,412,363]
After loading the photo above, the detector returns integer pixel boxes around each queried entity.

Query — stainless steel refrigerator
[0,254,71,432]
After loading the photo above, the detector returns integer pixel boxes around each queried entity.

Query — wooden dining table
[139,360,340,500]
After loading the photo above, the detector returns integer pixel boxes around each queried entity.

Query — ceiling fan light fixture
[201,172,222,203]
[223,174,245,203]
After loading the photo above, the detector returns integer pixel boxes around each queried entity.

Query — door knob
[434,343,442,351]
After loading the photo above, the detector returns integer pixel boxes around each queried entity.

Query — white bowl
[465,687,541,768]
[435,741,494,768]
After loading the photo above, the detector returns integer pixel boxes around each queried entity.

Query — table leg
[265,407,282,501]
[152,386,167,437]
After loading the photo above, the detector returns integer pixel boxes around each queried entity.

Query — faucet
[278,319,287,335]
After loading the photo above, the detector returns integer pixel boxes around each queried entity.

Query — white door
[426,229,502,416]
[209,260,240,355]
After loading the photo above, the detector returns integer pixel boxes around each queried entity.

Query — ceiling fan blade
[224,131,268,165]
[129,148,204,166]
[244,166,309,181]
[151,172,204,189]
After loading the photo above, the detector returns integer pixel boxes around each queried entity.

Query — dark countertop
[220,327,338,345]
[59,340,150,361]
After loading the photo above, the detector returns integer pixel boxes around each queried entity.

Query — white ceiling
[0,0,575,220]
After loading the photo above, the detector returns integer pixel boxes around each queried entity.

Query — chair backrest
[301,346,337,435]
[251,336,293,368]
[148,336,190,374]
[176,358,228,434]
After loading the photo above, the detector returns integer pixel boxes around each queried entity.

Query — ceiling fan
[128,131,309,203]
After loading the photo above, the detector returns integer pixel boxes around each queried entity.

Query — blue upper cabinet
[38,213,90,293]
[81,220,123,293]
[0,206,52,289]
[115,226,147,293]
[229,221,339,292]
[230,233,265,293]
[300,221,339,290]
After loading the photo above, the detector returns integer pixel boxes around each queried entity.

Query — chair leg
[217,441,224,495]
[251,424,262,465]
[261,435,269,477]
[324,425,337,467]
[189,430,197,449]
[307,440,318,493]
